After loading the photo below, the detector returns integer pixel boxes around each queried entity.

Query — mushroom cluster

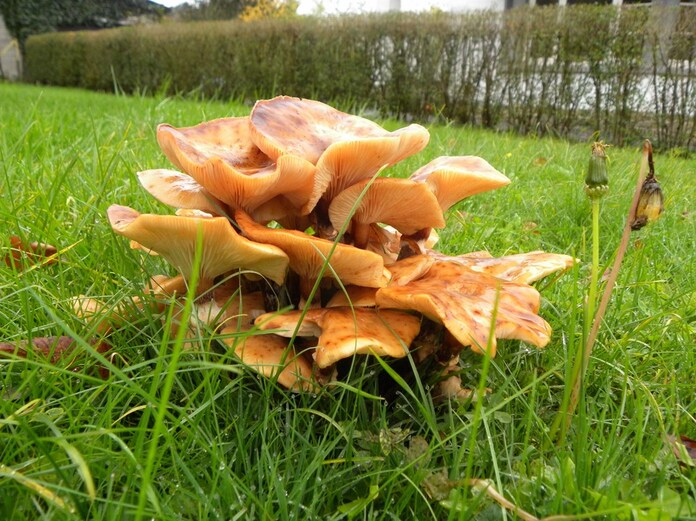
[100,96,574,394]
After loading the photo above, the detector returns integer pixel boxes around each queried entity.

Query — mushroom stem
[352,222,370,249]
[311,199,337,240]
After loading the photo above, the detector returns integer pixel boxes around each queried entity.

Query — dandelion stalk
[555,140,655,442]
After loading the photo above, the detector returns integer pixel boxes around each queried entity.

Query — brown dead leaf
[532,157,548,167]
[522,222,540,235]
[667,434,696,467]
[3,235,58,271]
[0,336,111,377]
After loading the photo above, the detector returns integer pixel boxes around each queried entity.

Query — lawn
[0,82,695,520]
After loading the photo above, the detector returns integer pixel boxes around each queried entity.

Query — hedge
[25,6,696,150]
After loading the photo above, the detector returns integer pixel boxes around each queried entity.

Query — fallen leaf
[0,336,111,377]
[532,157,547,166]
[522,221,539,233]
[667,434,696,467]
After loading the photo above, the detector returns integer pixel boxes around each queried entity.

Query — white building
[0,15,21,80]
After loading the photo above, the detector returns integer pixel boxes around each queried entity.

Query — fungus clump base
[98,96,574,395]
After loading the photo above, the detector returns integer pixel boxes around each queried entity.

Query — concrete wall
[0,14,21,80]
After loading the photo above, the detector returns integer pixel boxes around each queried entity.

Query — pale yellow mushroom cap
[137,169,225,215]
[410,156,511,213]
[107,205,289,285]
[255,307,421,369]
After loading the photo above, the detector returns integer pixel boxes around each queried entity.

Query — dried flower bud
[584,141,609,199]
[631,175,664,231]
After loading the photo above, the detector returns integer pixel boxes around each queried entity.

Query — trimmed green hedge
[25,6,696,149]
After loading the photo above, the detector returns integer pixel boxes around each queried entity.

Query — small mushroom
[410,156,511,213]
[220,328,315,392]
[235,210,390,296]
[107,205,289,289]
[255,307,421,369]
[376,261,551,356]
[328,178,445,249]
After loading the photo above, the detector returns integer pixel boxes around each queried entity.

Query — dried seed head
[584,141,609,199]
[631,176,664,231]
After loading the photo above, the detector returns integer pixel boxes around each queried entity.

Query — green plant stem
[587,198,600,339]
[563,141,651,433]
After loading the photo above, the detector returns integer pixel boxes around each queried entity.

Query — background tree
[0,0,164,54]
[239,0,298,22]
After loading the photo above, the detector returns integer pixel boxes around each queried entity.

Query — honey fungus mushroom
[376,261,552,356]
[255,307,421,369]
[95,95,576,396]
[235,209,390,297]
[156,117,319,222]
[249,96,430,232]
[328,178,445,249]
[107,205,289,290]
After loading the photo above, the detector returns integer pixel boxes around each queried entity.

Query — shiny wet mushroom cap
[137,169,226,215]
[157,117,318,218]
[220,329,315,392]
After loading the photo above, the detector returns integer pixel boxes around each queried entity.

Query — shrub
[25,6,696,150]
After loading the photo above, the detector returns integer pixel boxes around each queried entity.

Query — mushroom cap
[249,96,430,204]
[329,178,446,236]
[157,118,318,215]
[326,286,378,308]
[138,169,226,215]
[376,261,552,356]
[388,254,435,286]
[107,204,289,285]
[220,328,314,392]
[428,251,576,284]
[409,156,511,213]
[235,210,390,289]
[255,307,421,368]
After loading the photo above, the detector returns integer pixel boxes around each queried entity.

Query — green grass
[1,82,695,520]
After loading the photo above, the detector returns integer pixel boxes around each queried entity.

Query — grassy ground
[0,82,694,520]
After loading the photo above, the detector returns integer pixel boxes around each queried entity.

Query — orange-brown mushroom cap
[249,96,430,205]
[255,307,421,368]
[156,117,318,216]
[235,210,390,289]
[328,178,445,247]
[220,329,315,392]
[410,156,511,213]
[107,205,289,285]
[137,169,226,215]
[376,261,551,356]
